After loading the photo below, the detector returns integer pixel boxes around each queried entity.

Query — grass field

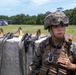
[0,25,76,41]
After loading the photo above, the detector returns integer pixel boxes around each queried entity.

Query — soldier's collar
[49,37,65,49]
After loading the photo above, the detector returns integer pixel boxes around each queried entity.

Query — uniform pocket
[39,66,49,75]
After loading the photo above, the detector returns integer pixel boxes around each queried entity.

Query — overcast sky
[0,0,76,16]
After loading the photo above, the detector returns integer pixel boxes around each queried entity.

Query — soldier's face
[49,24,66,39]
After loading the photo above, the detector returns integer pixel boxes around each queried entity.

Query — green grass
[0,25,48,34]
[0,25,76,41]
[65,25,76,42]
[66,25,76,35]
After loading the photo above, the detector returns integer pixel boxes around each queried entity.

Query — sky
[0,0,76,16]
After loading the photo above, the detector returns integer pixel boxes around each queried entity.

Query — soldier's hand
[57,57,76,70]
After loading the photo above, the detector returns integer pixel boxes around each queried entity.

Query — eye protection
[51,17,69,25]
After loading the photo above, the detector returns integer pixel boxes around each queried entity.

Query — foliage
[69,7,76,25]
[64,7,76,25]
[0,7,76,25]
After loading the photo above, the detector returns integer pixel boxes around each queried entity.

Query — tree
[0,7,76,25]
[57,7,63,12]
[70,7,76,25]
[36,14,44,25]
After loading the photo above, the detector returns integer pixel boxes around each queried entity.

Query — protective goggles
[51,17,69,25]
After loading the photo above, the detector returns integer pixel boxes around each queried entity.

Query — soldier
[29,12,76,75]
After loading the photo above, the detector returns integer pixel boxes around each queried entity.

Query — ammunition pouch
[39,66,67,75]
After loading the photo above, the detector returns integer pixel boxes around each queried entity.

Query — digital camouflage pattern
[44,12,69,30]
[29,36,76,75]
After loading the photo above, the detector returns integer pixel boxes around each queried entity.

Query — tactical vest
[39,37,72,75]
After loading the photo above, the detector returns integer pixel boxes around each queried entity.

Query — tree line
[0,7,76,25]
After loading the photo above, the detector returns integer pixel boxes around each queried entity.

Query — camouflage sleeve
[69,43,76,63]
[70,44,76,75]
[72,43,76,63]
[29,41,45,75]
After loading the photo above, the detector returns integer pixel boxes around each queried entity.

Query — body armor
[38,37,72,75]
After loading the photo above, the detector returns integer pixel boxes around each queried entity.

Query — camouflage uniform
[29,12,76,75]
[30,37,76,75]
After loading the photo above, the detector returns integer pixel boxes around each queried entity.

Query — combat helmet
[44,12,69,30]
